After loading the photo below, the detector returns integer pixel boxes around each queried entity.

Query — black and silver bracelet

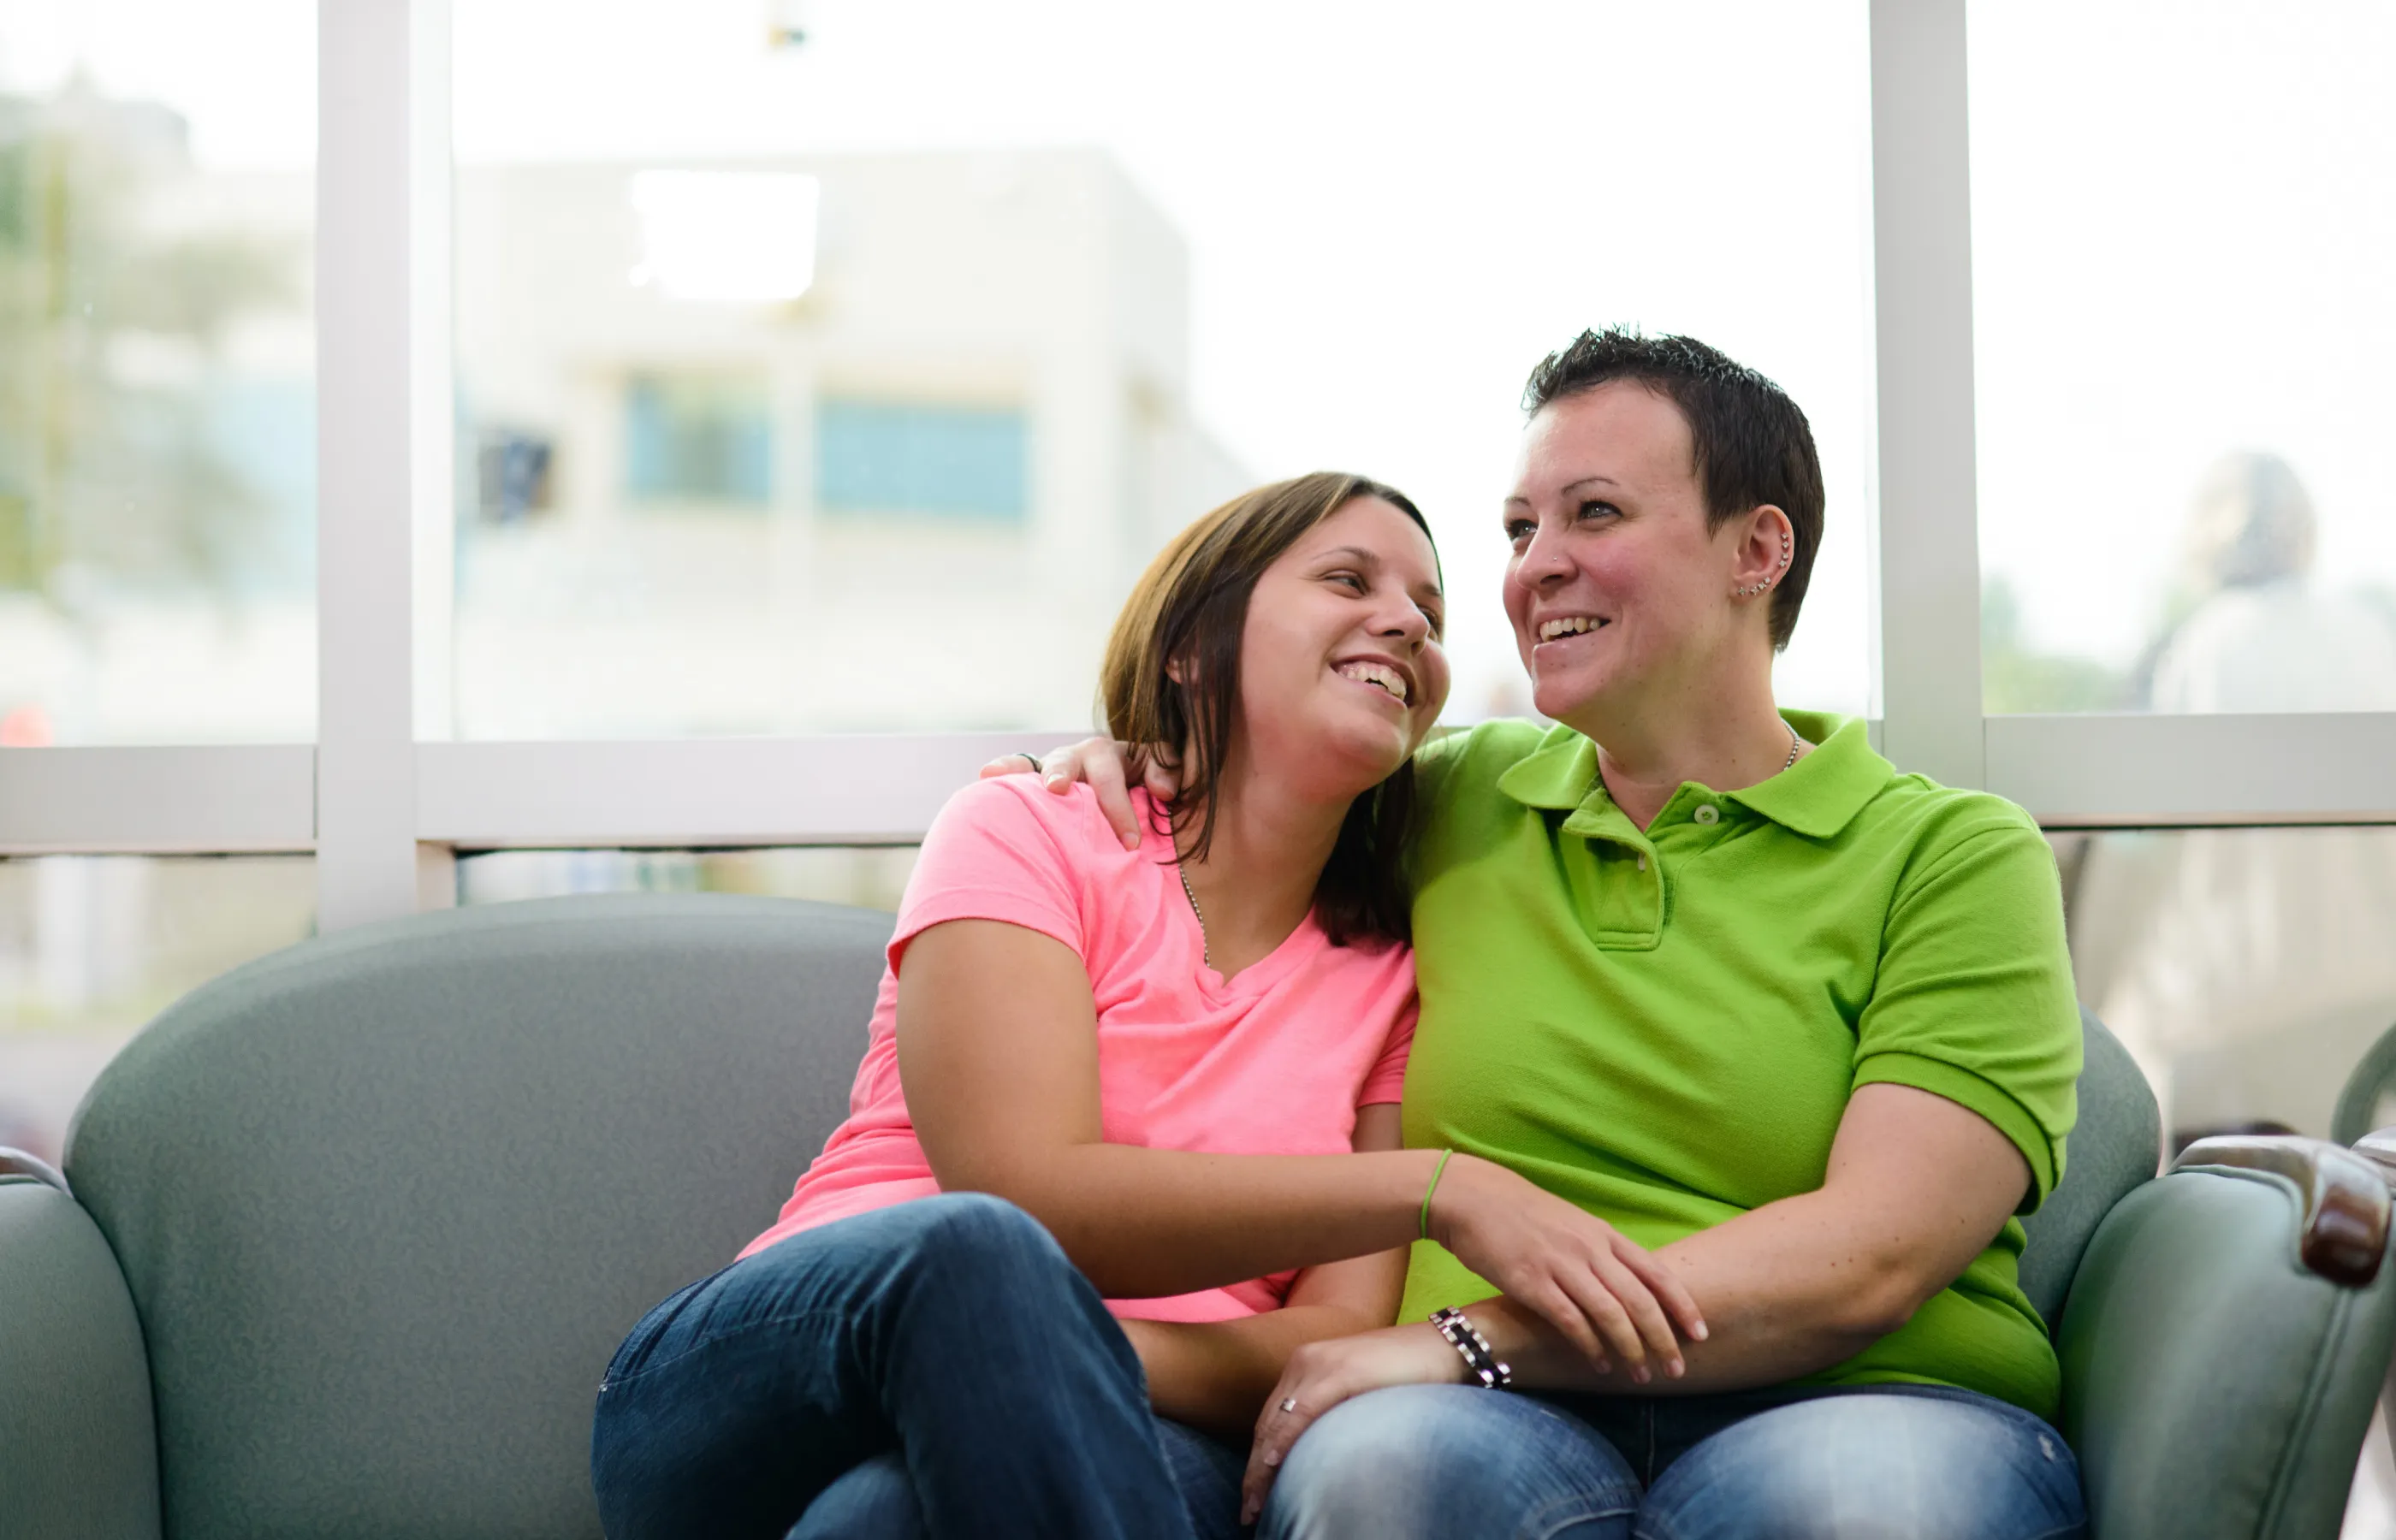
[1428,1306,1513,1389]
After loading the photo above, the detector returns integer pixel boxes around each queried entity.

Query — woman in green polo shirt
[1023,329,2086,1539]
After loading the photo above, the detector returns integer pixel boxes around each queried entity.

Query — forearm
[955,1143,1441,1299]
[1125,1304,1391,1437]
[1471,1192,1924,1395]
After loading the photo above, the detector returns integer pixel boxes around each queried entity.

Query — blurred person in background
[2074,453,2396,1150]
[2139,452,2396,713]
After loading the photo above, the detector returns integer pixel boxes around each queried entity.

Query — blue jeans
[1260,1382,2087,1540]
[803,1416,1248,1540]
[590,1193,1234,1540]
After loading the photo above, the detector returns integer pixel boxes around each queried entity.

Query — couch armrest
[2174,1134,2390,1286]
[0,1167,163,1540]
[2058,1138,2396,1540]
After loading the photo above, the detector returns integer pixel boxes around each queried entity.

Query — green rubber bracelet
[1419,1148,1455,1241]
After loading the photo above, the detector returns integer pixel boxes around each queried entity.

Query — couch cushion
[64,893,889,1540]
[2016,1008,2162,1330]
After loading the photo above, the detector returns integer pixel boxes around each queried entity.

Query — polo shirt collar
[1494,709,1893,840]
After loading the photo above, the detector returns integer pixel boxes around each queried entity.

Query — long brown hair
[1098,471,1434,948]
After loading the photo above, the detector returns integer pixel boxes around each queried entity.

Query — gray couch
[3,893,2391,1539]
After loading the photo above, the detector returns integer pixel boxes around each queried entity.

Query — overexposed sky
[8,0,2387,706]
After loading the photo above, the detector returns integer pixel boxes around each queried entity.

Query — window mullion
[1869,0,1987,790]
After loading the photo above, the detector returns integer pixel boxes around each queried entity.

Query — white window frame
[1,0,2390,927]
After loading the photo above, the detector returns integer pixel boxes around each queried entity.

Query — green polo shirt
[1397,710,2080,1420]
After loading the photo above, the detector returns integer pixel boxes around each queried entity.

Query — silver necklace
[1782,724,1803,772]
[1178,862,1212,970]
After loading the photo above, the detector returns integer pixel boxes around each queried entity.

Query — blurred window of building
[816,399,1027,520]
[0,854,315,1165]
[455,846,918,915]
[0,0,318,743]
[1971,1,2396,714]
[2056,826,2396,1152]
[448,0,1875,740]
[625,374,773,507]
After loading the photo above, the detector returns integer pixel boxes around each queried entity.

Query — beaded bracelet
[1429,1306,1513,1389]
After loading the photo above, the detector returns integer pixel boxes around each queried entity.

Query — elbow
[1824,1265,1939,1343]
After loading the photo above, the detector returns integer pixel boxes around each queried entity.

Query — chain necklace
[1178,861,1212,970]
[1782,724,1803,772]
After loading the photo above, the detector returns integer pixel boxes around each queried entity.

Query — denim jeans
[800,1415,1248,1540]
[1260,1381,2088,1540]
[590,1193,1225,1540]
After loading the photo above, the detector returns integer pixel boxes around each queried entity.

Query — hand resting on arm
[894,917,1706,1379]
[1237,1081,2030,1514]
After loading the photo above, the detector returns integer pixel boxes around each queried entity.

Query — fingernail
[1632,1365,1651,1385]
[1045,773,1067,790]
[1693,1322,1710,1342]
[1264,1451,1281,1468]
[1667,1359,1685,1379]
[1121,831,1141,850]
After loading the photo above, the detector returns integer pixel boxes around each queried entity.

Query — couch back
[2017,1008,2162,1329]
[62,896,2156,1539]
[65,894,891,1540]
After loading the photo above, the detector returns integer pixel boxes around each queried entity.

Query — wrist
[1421,1150,1480,1249]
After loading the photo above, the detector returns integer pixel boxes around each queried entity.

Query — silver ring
[1278,1396,1299,1413]
[1020,752,1043,774]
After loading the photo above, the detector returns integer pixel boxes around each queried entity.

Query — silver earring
[1735,532,1793,598]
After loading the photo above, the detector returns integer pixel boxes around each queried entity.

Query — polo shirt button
[1693,804,1720,825]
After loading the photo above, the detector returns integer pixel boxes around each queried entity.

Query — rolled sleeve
[1853,814,2082,1211]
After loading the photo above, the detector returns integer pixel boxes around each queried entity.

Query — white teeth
[1538,615,1603,642]
[1335,661,1409,704]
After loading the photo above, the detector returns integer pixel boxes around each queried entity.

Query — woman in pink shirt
[590,473,1699,1540]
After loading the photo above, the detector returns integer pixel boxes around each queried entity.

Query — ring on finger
[1020,752,1044,774]
[1278,1396,1299,1413]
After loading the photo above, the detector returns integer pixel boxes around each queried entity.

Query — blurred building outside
[451,147,1252,737]
[2,79,1245,1158]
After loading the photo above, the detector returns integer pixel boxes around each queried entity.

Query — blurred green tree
[0,79,296,609]
[1982,575,2128,713]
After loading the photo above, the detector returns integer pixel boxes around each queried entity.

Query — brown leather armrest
[0,1146,71,1195]
[2173,1134,2389,1288]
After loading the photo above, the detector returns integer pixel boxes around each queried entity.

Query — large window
[0,0,317,743]
[448,0,1877,739]
[816,400,1028,521]
[1970,0,2396,714]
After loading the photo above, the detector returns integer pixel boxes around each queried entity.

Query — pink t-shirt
[739,778,1419,1323]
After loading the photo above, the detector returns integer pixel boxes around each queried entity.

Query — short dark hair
[1522,329,1824,649]
[1099,472,1432,949]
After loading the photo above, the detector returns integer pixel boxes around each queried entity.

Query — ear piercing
[1735,530,1793,599]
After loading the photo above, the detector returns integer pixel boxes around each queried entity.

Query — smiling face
[1503,382,1770,732]
[1232,495,1450,801]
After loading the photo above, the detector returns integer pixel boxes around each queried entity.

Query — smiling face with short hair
[1503,382,1784,738]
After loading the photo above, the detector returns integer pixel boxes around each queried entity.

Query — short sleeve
[889,779,1088,972]
[1357,993,1419,1106]
[1851,810,2083,1211]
